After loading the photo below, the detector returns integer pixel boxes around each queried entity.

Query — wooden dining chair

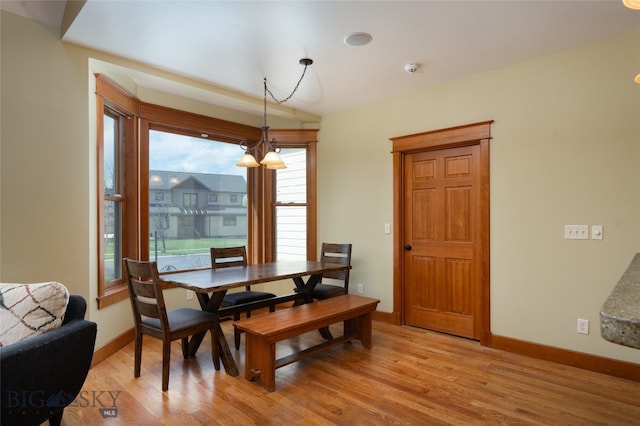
[123,258,220,391]
[312,243,353,300]
[210,246,276,350]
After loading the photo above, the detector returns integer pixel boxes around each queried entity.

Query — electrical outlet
[356,283,364,294]
[186,290,194,301]
[577,318,589,335]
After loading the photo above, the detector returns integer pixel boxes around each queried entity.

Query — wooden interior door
[402,145,481,339]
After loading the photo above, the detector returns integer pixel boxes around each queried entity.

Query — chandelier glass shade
[260,150,286,169]
[236,59,313,169]
[235,152,260,168]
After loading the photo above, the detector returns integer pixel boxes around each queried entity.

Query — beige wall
[318,30,640,363]
[0,12,300,348]
[2,10,639,363]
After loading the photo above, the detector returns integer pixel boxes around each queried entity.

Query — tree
[150,202,170,253]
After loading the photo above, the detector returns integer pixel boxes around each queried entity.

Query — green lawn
[105,237,246,258]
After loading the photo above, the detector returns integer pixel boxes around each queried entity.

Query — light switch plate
[591,225,603,240]
[564,225,589,240]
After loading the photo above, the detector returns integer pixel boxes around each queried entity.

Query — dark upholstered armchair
[1,295,97,426]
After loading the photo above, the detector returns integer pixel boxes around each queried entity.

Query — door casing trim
[390,120,493,345]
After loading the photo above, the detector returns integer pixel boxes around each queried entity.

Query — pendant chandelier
[623,0,640,83]
[236,58,313,169]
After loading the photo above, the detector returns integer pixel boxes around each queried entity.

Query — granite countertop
[600,253,640,350]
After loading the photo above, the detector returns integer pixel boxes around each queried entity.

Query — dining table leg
[187,292,240,376]
[214,322,239,376]
[291,274,322,304]
[292,274,333,340]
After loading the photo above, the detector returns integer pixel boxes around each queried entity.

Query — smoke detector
[404,63,420,74]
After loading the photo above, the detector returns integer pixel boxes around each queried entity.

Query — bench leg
[245,334,276,391]
[344,311,373,348]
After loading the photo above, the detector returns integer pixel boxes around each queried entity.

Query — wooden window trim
[139,102,263,263]
[139,102,261,143]
[264,129,318,262]
[96,74,140,309]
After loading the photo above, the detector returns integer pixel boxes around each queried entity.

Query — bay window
[96,75,317,308]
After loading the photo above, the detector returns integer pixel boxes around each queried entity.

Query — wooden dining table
[163,260,352,376]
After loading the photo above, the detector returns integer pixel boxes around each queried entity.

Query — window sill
[97,283,128,309]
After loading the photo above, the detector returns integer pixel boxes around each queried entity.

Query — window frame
[183,193,198,208]
[223,216,237,226]
[265,130,318,262]
[139,104,318,265]
[96,74,140,308]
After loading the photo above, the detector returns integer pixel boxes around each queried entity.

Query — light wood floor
[63,321,640,425]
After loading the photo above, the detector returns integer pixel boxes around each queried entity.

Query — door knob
[404,244,412,251]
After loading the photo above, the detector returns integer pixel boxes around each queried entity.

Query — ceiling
[3,1,639,119]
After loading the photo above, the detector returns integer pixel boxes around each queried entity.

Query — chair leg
[181,337,189,359]
[48,409,63,426]
[134,332,143,378]
[234,312,241,350]
[162,340,171,391]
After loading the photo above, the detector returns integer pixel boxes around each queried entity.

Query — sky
[149,130,247,177]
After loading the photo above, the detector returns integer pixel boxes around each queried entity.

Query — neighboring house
[148,170,247,240]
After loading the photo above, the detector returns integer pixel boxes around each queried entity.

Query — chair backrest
[210,246,248,269]
[210,246,250,290]
[320,243,352,289]
[123,258,169,332]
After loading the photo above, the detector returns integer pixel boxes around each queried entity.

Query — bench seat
[234,294,380,391]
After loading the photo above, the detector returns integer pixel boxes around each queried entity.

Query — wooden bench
[233,294,380,391]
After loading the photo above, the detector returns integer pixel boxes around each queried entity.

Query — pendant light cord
[264,59,312,105]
